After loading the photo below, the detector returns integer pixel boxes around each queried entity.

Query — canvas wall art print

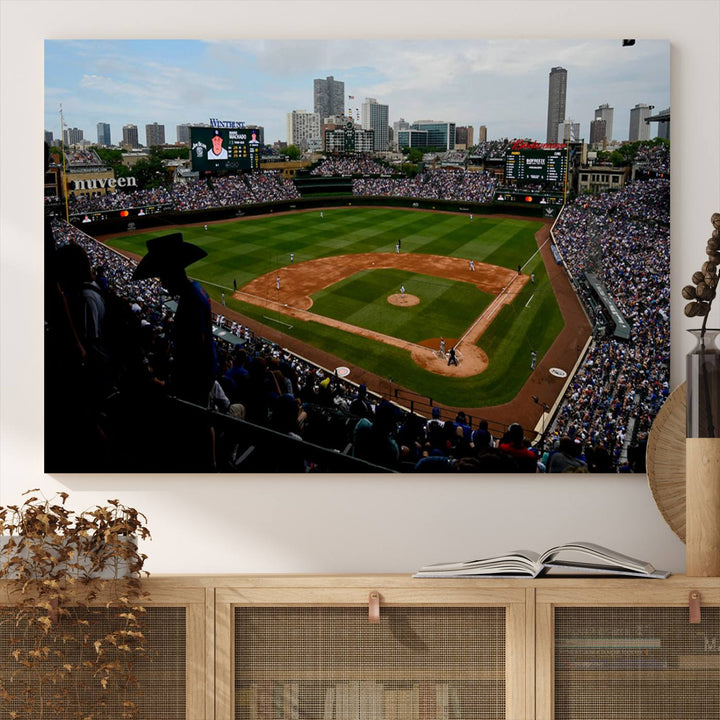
[43,38,670,474]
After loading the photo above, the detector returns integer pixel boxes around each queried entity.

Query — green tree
[95,147,124,166]
[404,147,424,163]
[285,145,302,160]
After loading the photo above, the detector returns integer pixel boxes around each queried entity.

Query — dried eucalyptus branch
[682,212,720,333]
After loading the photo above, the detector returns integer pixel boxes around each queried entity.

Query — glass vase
[686,328,720,438]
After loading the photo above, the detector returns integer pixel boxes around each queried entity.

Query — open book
[414,541,670,579]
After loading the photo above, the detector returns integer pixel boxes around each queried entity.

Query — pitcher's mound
[388,293,420,306]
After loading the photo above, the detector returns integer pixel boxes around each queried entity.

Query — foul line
[263,316,293,329]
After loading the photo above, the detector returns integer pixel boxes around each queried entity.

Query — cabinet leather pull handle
[689,590,702,624]
[368,591,380,623]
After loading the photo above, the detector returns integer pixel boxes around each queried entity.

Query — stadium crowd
[65,148,104,165]
[353,168,497,203]
[632,143,670,176]
[547,175,671,470]
[469,139,513,160]
[66,170,302,215]
[310,156,392,176]
[69,186,174,213]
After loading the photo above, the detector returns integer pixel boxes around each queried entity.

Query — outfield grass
[107,208,562,408]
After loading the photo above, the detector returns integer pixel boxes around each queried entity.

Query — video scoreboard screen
[190,126,260,172]
[505,148,567,185]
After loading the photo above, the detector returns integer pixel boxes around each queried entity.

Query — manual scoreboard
[190,126,260,172]
[505,148,567,186]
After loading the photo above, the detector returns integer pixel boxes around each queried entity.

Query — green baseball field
[104,207,564,408]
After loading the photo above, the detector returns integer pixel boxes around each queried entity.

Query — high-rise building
[594,103,614,142]
[411,121,455,151]
[145,122,166,147]
[122,124,139,149]
[589,118,607,147]
[455,126,474,148]
[557,120,580,143]
[628,103,654,141]
[176,124,191,144]
[361,98,389,152]
[286,110,322,151]
[397,129,429,149]
[44,130,53,145]
[96,122,111,147]
[478,125,488,143]
[546,66,567,144]
[63,127,84,146]
[393,119,411,150]
[314,76,345,120]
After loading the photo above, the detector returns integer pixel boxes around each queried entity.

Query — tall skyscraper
[546,66,567,144]
[594,103,614,141]
[44,130,53,145]
[628,103,653,141]
[478,125,488,143]
[361,98,389,152]
[97,122,111,147]
[176,124,191,144]
[145,122,166,147]
[314,76,345,120]
[122,124,139,149]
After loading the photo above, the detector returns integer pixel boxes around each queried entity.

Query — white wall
[1,0,718,575]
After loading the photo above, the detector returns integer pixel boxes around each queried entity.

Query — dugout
[583,271,632,340]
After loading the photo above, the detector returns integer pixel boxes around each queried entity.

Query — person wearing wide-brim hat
[133,233,217,409]
[132,232,207,283]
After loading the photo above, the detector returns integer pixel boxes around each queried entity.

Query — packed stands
[310,156,392,176]
[547,175,671,470]
[353,168,497,203]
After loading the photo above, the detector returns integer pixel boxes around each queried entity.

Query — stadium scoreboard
[190,126,260,172]
[505,147,567,185]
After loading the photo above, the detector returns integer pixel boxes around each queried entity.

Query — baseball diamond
[101,207,591,432]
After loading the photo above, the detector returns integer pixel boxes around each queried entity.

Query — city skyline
[44,39,669,147]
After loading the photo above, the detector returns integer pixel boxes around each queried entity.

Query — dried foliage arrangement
[682,212,719,326]
[0,490,151,719]
[683,212,720,439]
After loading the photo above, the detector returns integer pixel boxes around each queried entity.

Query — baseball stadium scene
[44,39,670,474]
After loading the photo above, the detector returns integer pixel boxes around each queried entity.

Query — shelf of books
[536,581,720,720]
[215,579,530,720]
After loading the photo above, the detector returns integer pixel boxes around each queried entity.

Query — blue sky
[44,38,670,146]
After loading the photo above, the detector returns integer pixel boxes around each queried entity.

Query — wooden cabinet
[215,576,530,719]
[2,575,719,719]
[535,578,720,720]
